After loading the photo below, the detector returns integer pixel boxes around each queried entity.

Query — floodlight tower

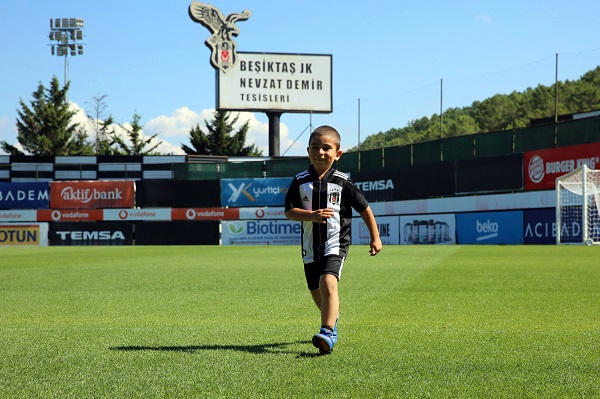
[49,18,85,88]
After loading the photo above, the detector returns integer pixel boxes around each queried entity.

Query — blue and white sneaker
[313,314,340,355]
[312,327,335,354]
[332,314,339,345]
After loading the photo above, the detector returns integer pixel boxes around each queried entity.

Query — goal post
[556,164,600,245]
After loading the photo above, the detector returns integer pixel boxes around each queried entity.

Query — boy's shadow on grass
[110,341,321,358]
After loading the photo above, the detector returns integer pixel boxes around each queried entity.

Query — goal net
[556,164,600,245]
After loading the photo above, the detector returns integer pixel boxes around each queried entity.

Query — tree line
[5,66,599,156]
[350,66,600,151]
[1,76,262,157]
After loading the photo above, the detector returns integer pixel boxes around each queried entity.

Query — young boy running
[284,125,382,355]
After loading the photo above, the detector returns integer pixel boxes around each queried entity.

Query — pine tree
[85,94,115,155]
[181,110,262,156]
[1,76,90,155]
[95,115,117,155]
[112,113,162,155]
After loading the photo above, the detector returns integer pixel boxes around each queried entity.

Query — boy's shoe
[312,327,335,355]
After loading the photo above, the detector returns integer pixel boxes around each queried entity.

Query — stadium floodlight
[49,17,85,87]
[556,164,600,245]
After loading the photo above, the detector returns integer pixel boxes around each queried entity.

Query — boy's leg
[319,273,339,330]
[310,288,321,310]
[311,273,340,354]
[311,283,339,340]
[307,257,344,354]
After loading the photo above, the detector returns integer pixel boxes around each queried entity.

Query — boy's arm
[359,206,382,256]
[285,207,334,224]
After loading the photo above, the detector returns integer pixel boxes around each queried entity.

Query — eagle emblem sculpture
[189,2,251,72]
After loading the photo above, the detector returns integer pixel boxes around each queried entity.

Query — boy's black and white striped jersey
[285,165,369,264]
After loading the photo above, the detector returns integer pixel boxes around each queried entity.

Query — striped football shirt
[284,165,369,264]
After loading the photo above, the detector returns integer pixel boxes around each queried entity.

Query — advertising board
[0,210,37,222]
[352,216,400,245]
[49,222,134,246]
[0,182,49,209]
[37,209,103,222]
[352,170,398,203]
[523,208,557,244]
[135,221,219,245]
[0,223,48,246]
[399,214,456,245]
[103,208,171,221]
[171,208,239,221]
[221,220,301,245]
[456,211,523,244]
[524,143,600,191]
[221,178,292,207]
[239,207,287,220]
[50,180,135,209]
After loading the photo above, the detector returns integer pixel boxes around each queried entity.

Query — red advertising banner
[524,143,600,190]
[50,181,135,209]
[37,209,104,222]
[171,208,240,221]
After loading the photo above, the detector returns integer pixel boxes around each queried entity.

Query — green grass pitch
[0,245,599,398]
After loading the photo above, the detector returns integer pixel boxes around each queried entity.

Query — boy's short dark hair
[309,125,341,150]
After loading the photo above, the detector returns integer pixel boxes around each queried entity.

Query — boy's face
[307,134,343,175]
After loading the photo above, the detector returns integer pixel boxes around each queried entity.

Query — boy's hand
[312,208,334,224]
[369,238,382,256]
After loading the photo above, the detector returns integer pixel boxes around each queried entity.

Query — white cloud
[145,107,209,139]
[476,14,492,25]
[0,115,11,143]
[70,102,92,131]
[0,116,23,154]
[1,104,301,157]
[143,107,292,156]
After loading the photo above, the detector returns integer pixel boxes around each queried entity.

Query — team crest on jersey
[329,190,341,206]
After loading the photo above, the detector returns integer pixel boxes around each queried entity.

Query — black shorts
[304,256,346,290]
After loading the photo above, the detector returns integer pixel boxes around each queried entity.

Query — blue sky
[1,0,599,157]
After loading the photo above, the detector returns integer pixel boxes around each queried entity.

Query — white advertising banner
[352,216,400,245]
[217,52,332,113]
[0,210,37,222]
[369,191,555,217]
[238,207,287,220]
[399,214,456,245]
[103,208,171,221]
[221,220,301,245]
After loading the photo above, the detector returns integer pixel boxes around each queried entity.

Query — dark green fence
[413,140,442,165]
[174,116,599,179]
[265,157,310,177]
[337,151,359,174]
[173,163,220,180]
[474,130,514,158]
[384,145,412,168]
[556,117,600,147]
[514,125,555,152]
[442,135,474,162]
[360,148,383,172]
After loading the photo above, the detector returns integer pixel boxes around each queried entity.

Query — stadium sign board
[217,52,332,113]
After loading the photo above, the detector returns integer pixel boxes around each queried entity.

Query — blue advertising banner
[456,211,523,244]
[0,182,50,210]
[523,208,556,245]
[221,178,292,207]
